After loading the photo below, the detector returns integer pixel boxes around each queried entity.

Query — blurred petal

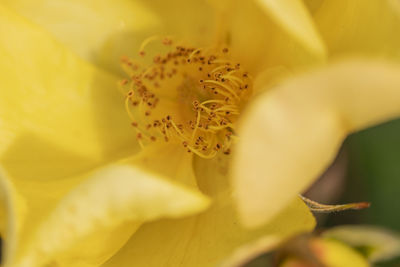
[2,0,216,75]
[233,59,400,227]
[0,4,137,180]
[255,0,326,57]
[313,0,400,60]
[0,168,25,265]
[226,0,326,76]
[3,163,208,267]
[323,225,400,263]
[104,155,315,267]
[310,239,368,267]
[281,238,368,267]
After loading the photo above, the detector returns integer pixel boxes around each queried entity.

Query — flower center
[120,37,252,159]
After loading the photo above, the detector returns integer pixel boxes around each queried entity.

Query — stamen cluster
[120,37,252,158]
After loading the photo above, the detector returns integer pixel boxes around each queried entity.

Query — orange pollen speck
[119,36,253,159]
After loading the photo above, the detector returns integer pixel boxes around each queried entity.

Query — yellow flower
[0,1,399,267]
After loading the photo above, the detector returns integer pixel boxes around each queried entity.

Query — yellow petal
[2,163,208,267]
[233,59,400,227]
[0,4,137,179]
[0,168,25,265]
[1,139,207,266]
[226,0,326,78]
[313,0,400,60]
[323,225,400,263]
[2,0,216,75]
[104,155,315,267]
[281,238,368,267]
[123,143,199,188]
[310,238,368,267]
[254,0,326,57]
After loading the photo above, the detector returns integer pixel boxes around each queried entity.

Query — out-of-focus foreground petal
[282,238,368,267]
[1,163,209,267]
[323,225,400,263]
[233,59,400,227]
[2,0,216,75]
[312,0,400,60]
[103,155,315,267]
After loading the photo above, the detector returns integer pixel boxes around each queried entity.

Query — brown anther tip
[153,55,161,63]
[199,79,204,83]
[354,202,371,209]
[162,38,172,45]
[166,115,171,120]
[121,79,129,86]
[137,133,142,139]
[222,48,229,53]
[150,136,157,141]
[182,141,188,147]
[139,51,145,57]
[131,122,138,127]
[145,111,151,116]
[223,149,231,155]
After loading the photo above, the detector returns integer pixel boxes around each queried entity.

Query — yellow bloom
[0,1,399,267]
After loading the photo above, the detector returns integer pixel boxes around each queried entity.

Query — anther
[122,39,252,159]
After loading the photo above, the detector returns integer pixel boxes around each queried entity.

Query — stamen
[202,80,240,101]
[120,37,253,158]
[139,35,169,56]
